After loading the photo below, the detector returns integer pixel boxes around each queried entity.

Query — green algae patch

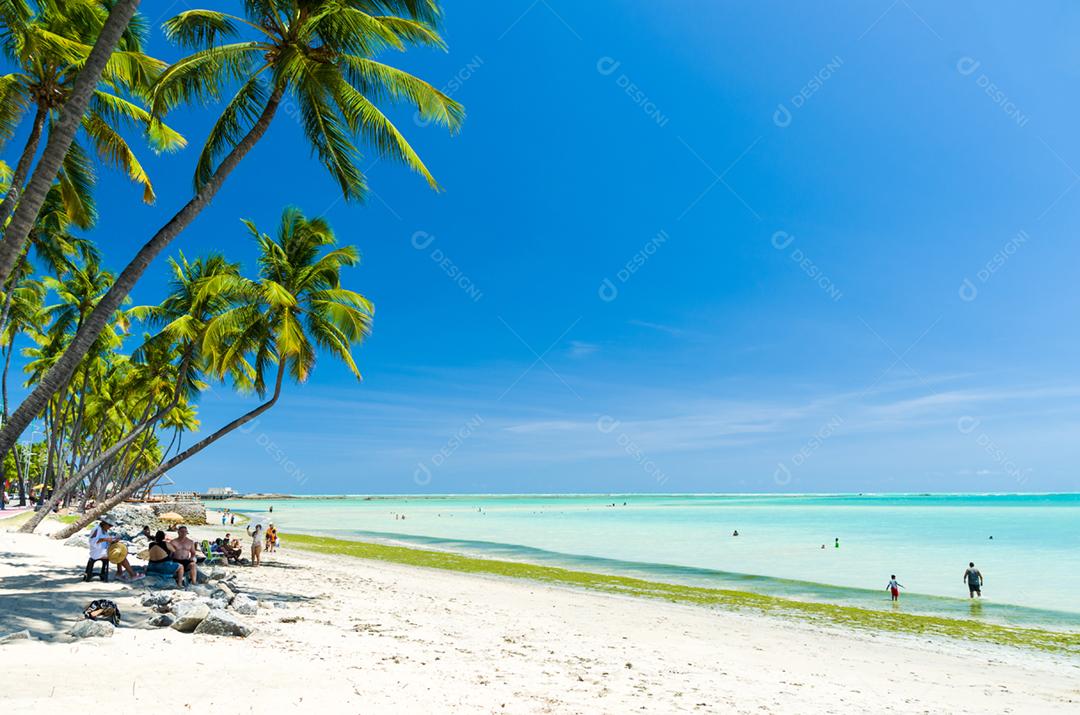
[286,532,1080,656]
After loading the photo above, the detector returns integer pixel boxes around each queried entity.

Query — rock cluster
[137,579,257,638]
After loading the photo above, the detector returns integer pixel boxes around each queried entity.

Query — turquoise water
[217,493,1080,630]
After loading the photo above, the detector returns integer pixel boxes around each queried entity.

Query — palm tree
[55,206,372,538]
[0,0,461,466]
[17,252,239,532]
[0,0,142,283]
[0,0,184,225]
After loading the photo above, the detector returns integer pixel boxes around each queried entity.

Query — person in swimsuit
[886,575,904,601]
[169,525,199,585]
[145,530,184,586]
[247,523,263,566]
[964,562,983,597]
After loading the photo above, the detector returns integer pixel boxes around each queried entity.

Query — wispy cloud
[567,340,599,358]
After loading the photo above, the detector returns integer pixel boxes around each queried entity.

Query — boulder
[193,609,252,638]
[231,595,258,615]
[211,583,236,604]
[208,568,228,581]
[69,620,114,639]
[169,601,209,633]
[146,613,175,628]
[64,534,90,549]
[141,592,173,608]
[0,629,33,644]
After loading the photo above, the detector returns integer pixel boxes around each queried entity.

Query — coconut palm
[16,253,241,532]
[0,0,143,284]
[54,206,373,538]
[0,0,185,226]
[0,0,461,463]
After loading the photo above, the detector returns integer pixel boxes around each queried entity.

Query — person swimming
[732,530,739,536]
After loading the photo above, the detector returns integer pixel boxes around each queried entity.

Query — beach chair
[200,539,223,566]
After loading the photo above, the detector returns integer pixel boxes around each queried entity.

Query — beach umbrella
[158,512,184,523]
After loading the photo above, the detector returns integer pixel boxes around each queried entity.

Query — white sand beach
[1,521,1078,714]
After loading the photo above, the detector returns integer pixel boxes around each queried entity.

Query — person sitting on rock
[168,525,199,585]
[145,530,183,587]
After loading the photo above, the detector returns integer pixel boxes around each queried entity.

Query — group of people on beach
[85,517,201,587]
[83,511,284,585]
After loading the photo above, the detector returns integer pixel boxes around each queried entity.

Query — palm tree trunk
[0,106,47,226]
[18,350,195,533]
[0,0,142,285]
[53,362,286,540]
[1,341,11,421]
[0,86,284,464]
[12,438,25,506]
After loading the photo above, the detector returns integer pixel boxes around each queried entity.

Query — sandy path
[1,525,1078,714]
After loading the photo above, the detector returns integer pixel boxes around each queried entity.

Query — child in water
[886,575,904,601]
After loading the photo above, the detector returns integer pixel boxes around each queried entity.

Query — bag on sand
[83,599,121,626]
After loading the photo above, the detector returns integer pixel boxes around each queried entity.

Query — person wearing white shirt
[84,518,117,582]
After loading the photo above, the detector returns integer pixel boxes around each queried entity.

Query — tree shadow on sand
[0,567,147,641]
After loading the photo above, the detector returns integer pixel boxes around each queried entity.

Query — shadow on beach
[0,566,129,641]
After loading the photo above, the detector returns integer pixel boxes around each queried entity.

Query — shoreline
[3,513,1080,712]
[199,509,1080,651]
[282,531,1080,655]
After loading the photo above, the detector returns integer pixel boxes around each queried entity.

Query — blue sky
[9,1,1080,493]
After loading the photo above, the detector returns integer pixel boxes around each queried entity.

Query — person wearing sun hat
[84,516,116,582]
[84,515,142,582]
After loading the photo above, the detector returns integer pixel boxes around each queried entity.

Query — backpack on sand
[83,599,121,626]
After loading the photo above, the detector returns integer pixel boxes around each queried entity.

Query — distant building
[206,487,237,496]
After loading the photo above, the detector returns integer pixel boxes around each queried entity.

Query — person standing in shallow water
[964,562,983,598]
[886,575,904,601]
[834,537,840,548]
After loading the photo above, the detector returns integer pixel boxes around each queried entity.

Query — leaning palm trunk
[0,107,47,226]
[0,87,284,462]
[0,0,142,285]
[19,351,194,534]
[53,363,285,539]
